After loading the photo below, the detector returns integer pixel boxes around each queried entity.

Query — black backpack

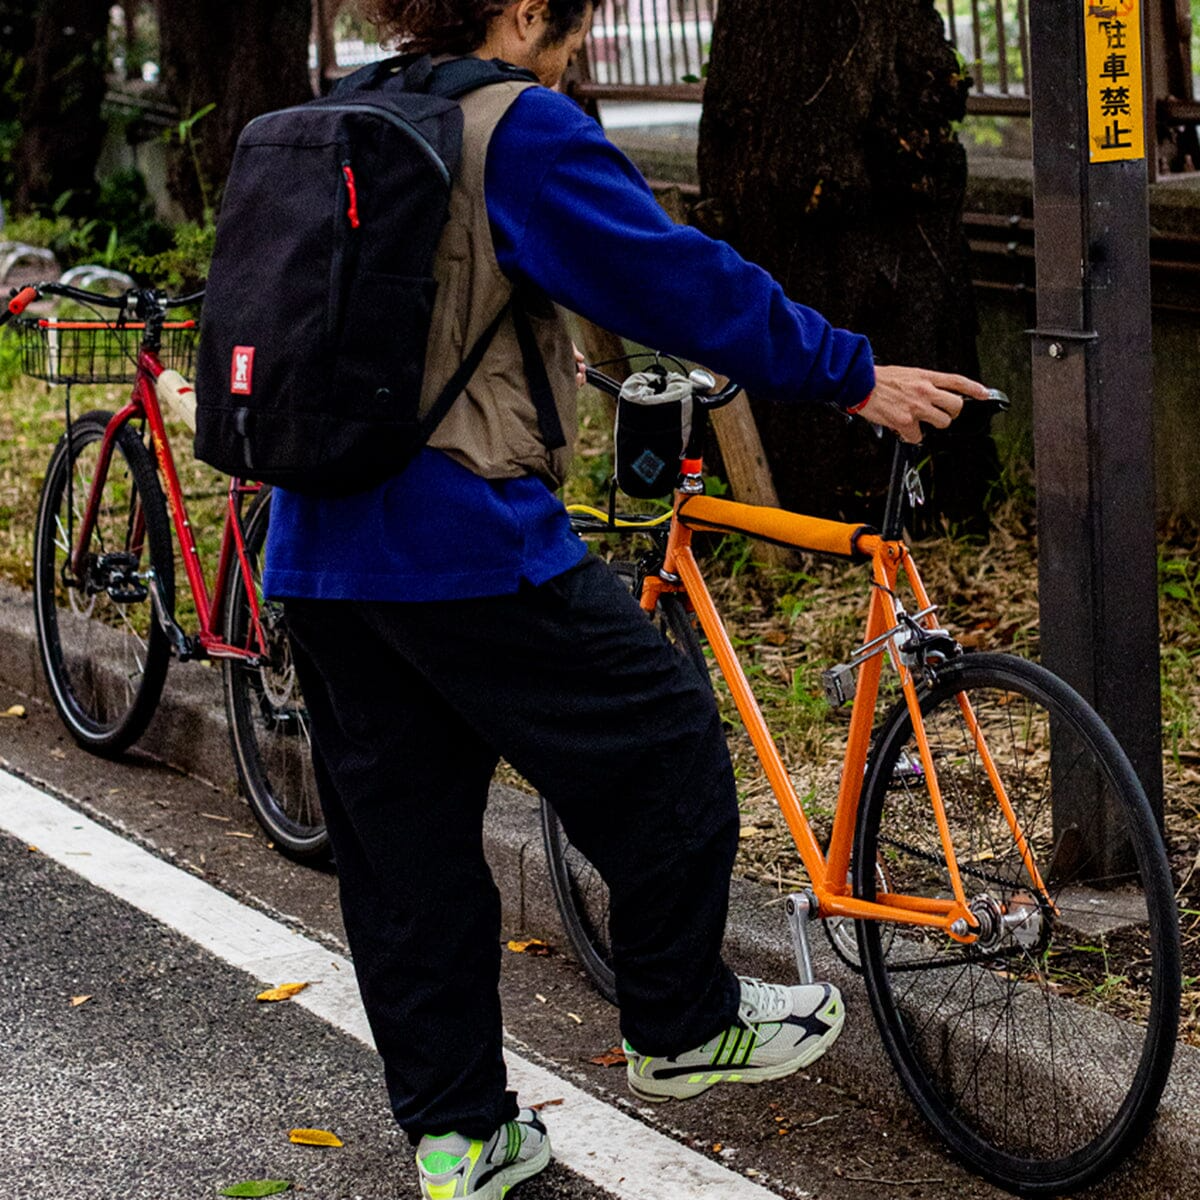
[194,55,559,496]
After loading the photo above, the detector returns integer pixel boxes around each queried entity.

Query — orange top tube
[675,494,874,560]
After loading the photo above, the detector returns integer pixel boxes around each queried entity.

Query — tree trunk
[11,0,110,216]
[696,0,995,528]
[155,0,313,220]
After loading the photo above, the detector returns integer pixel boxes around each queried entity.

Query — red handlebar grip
[5,286,38,318]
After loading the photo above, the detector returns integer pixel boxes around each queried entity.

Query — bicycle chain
[871,836,1054,971]
[877,834,1028,892]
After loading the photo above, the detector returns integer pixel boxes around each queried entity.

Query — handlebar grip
[1,286,38,326]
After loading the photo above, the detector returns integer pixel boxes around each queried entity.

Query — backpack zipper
[244,102,452,187]
[341,163,361,229]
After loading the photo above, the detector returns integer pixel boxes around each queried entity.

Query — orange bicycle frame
[649,490,1050,942]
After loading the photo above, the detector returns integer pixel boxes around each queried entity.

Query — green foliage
[3,168,201,285]
[2,213,101,266]
[0,328,21,390]
[165,103,218,222]
[95,167,172,259]
[218,1183,291,1198]
[125,219,216,290]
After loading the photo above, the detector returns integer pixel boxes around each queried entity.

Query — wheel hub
[969,891,1045,952]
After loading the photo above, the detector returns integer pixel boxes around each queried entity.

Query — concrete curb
[0,578,1194,1198]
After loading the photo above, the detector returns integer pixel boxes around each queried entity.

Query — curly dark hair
[362,0,591,55]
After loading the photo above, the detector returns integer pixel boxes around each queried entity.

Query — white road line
[0,769,780,1200]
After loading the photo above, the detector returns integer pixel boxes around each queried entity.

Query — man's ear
[513,0,550,42]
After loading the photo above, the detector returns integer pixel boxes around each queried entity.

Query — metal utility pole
[1029,0,1163,876]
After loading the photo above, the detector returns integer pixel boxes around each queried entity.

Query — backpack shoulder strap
[332,53,437,97]
[427,57,538,100]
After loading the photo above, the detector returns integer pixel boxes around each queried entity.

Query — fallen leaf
[712,1143,723,1153]
[256,982,310,1002]
[288,1127,343,1147]
[587,1046,627,1068]
[529,1098,564,1111]
[27,846,37,853]
[507,938,551,955]
[739,826,760,839]
[219,1182,292,1197]
[0,704,26,718]
[70,995,92,1007]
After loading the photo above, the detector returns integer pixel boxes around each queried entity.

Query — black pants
[283,555,741,1140]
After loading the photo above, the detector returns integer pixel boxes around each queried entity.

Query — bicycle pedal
[105,584,149,604]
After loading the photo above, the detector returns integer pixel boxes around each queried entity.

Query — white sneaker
[415,1107,551,1199]
[624,976,845,1102]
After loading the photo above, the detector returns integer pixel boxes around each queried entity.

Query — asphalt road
[0,687,1016,1200]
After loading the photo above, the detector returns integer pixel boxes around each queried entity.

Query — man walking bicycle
[265,2,985,1195]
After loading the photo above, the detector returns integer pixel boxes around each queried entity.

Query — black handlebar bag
[613,370,695,499]
[194,55,535,497]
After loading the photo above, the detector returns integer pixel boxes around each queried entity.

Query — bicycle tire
[541,583,707,1003]
[853,652,1179,1195]
[33,410,173,754]
[222,489,327,862]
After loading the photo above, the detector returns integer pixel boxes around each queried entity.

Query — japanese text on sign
[1084,0,1144,162]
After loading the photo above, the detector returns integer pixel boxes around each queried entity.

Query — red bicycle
[2,281,325,861]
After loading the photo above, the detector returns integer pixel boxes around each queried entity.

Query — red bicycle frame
[67,334,267,664]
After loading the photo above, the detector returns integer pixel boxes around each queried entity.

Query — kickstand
[785,892,817,985]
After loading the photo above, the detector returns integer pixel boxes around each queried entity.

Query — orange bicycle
[543,365,1180,1195]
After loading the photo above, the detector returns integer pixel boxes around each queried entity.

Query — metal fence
[585,0,715,89]
[575,0,1031,111]
[939,0,1031,112]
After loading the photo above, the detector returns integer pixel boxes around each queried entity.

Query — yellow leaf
[288,1128,343,1147]
[257,982,310,1002]
[739,825,760,839]
[70,995,92,1007]
[507,938,550,955]
[1,704,26,718]
[27,846,38,853]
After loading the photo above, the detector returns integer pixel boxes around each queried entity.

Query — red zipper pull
[342,164,361,229]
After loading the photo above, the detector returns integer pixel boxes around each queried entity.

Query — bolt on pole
[1028,0,1163,878]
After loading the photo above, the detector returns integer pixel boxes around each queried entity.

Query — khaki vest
[419,81,578,487]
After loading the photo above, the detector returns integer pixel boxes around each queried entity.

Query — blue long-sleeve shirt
[263,85,875,601]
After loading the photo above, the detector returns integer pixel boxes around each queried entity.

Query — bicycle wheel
[222,489,326,862]
[33,410,173,754]
[854,652,1179,1195]
[541,581,707,1003]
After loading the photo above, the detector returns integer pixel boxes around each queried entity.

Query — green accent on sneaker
[421,1150,467,1174]
[711,1028,730,1065]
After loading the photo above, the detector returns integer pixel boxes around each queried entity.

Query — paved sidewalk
[0,577,1195,1199]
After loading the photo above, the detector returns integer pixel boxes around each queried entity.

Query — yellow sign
[1084,0,1145,162]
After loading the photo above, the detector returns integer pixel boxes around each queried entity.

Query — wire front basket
[14,318,197,385]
